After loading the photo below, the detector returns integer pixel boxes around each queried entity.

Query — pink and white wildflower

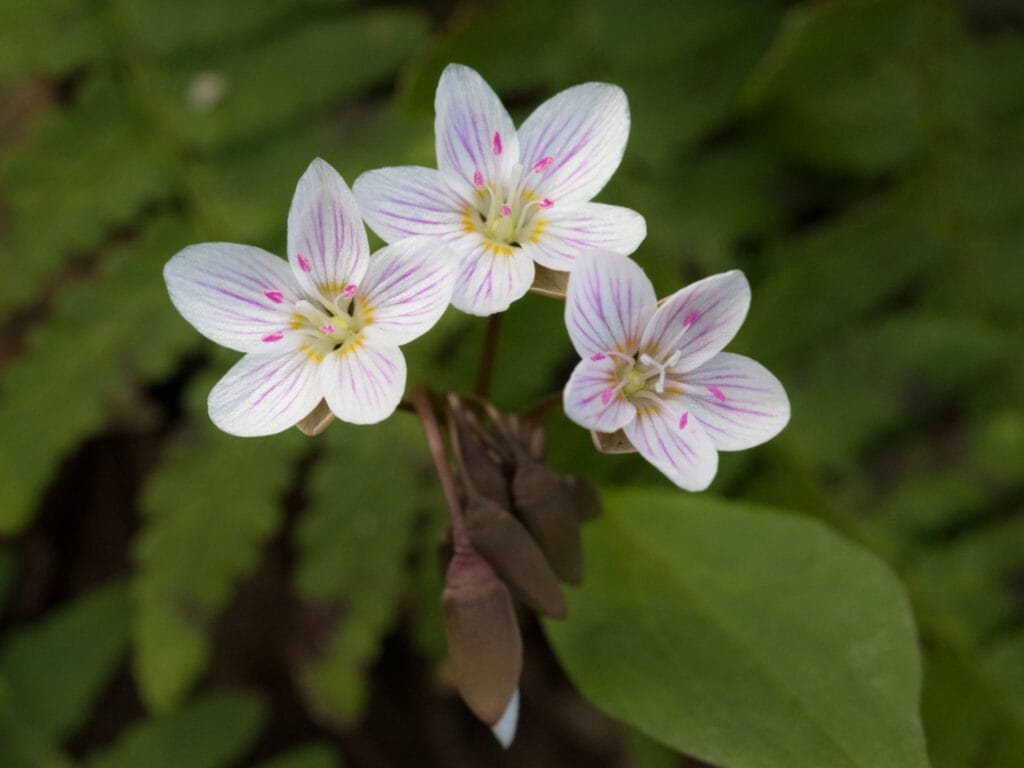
[353,63,646,316]
[164,158,456,436]
[563,251,790,491]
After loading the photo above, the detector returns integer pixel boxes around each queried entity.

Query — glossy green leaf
[546,488,929,768]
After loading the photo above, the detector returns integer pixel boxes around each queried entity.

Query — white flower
[353,63,646,316]
[164,159,456,436]
[563,251,790,491]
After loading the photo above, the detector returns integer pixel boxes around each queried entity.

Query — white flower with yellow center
[353,63,646,316]
[164,159,456,436]
[563,251,790,490]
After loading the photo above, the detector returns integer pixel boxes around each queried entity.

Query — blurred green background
[0,0,1022,765]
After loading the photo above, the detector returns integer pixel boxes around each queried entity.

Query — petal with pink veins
[320,335,407,425]
[435,64,518,191]
[517,83,630,205]
[563,355,636,433]
[641,270,751,371]
[449,235,535,316]
[522,202,646,272]
[623,398,718,491]
[164,243,301,353]
[355,237,457,346]
[564,250,657,359]
[678,352,790,451]
[287,158,369,300]
[353,166,470,244]
[208,351,322,437]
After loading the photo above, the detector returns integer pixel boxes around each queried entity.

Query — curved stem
[474,312,503,398]
[410,386,471,553]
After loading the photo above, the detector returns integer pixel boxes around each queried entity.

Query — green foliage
[253,743,342,768]
[546,488,929,768]
[0,581,131,745]
[292,414,441,723]
[83,691,265,768]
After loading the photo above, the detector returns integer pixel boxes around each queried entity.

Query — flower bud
[296,399,334,436]
[464,494,567,619]
[442,550,522,744]
[511,460,583,585]
[447,395,511,508]
[564,473,602,521]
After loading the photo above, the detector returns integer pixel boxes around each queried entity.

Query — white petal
[490,689,520,749]
[678,353,790,451]
[435,64,519,191]
[563,355,637,433]
[208,351,322,437]
[356,237,457,346]
[517,82,630,205]
[522,202,646,272]
[640,270,751,371]
[164,243,301,353]
[320,335,406,425]
[623,398,718,491]
[564,250,657,358]
[353,166,468,244]
[287,158,370,300]
[449,235,535,316]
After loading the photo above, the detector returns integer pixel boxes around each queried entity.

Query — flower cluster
[163,62,790,746]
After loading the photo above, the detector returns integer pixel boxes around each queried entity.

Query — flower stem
[410,386,471,553]
[474,312,503,398]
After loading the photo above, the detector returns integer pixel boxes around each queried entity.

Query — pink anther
[492,132,502,155]
[473,169,484,188]
[707,385,726,402]
[683,311,700,327]
[532,156,553,173]
[343,284,357,299]
[590,353,606,361]
[296,253,312,273]
[262,331,284,343]
[500,203,512,217]
[264,290,284,304]
[538,198,553,209]
[600,388,614,406]
[320,323,335,335]
[679,411,689,430]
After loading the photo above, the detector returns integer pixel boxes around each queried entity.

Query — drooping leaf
[546,488,929,768]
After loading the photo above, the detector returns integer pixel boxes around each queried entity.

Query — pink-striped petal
[287,158,369,300]
[207,351,322,436]
[164,243,301,353]
[522,202,646,272]
[564,250,657,358]
[678,352,790,451]
[640,270,751,371]
[449,235,535,316]
[563,355,636,433]
[435,64,519,192]
[320,336,406,425]
[353,166,469,244]
[355,237,457,345]
[623,398,718,491]
[517,82,629,205]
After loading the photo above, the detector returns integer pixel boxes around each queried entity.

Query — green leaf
[0,581,131,744]
[150,9,429,150]
[546,488,929,768]
[0,0,104,77]
[134,371,306,711]
[292,415,441,723]
[252,743,341,768]
[83,691,265,768]
[742,0,926,175]
[0,217,196,534]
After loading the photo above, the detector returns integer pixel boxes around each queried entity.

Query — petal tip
[490,689,520,749]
